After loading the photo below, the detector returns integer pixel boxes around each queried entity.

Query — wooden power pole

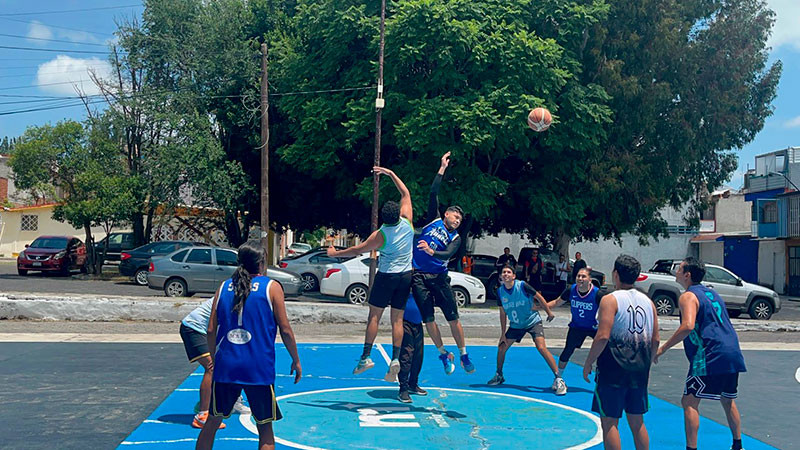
[260,43,271,264]
[368,0,387,287]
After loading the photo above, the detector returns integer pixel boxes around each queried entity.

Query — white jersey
[607,288,655,372]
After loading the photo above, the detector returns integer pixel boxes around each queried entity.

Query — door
[183,248,216,292]
[722,237,758,284]
[308,254,340,280]
[789,246,800,296]
[214,249,239,285]
[703,266,747,308]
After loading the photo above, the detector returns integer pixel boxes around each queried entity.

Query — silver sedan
[279,248,351,292]
[147,246,304,297]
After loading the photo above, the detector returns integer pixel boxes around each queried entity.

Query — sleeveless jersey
[378,217,413,273]
[182,297,214,334]
[403,294,423,325]
[684,284,747,376]
[497,280,542,329]
[597,289,655,387]
[213,275,277,385]
[568,284,600,330]
[413,218,459,273]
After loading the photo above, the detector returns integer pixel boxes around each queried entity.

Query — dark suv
[95,231,136,264]
[119,240,196,285]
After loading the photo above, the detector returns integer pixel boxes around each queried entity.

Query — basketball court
[118,343,778,449]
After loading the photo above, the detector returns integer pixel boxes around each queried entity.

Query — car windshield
[29,238,68,249]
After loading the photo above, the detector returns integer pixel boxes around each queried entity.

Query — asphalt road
[2,261,800,322]
[0,342,797,450]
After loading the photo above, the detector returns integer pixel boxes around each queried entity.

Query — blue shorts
[591,384,649,419]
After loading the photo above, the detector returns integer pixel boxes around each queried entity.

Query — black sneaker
[487,373,505,386]
[398,391,412,403]
[409,386,428,396]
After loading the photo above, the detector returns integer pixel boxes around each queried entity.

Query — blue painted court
[119,344,777,449]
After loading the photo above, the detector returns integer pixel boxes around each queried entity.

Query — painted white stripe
[795,367,800,384]
[174,388,198,392]
[375,343,391,365]
[121,437,258,445]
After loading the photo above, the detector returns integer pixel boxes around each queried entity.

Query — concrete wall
[0,205,108,257]
[699,242,724,266]
[715,193,752,234]
[758,240,786,294]
[0,155,23,204]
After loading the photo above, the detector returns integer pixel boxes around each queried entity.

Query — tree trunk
[83,221,98,275]
[554,228,571,259]
[225,210,244,248]
[144,207,155,243]
[132,211,145,247]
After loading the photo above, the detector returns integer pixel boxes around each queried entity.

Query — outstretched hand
[373,166,393,176]
[440,151,451,169]
[326,245,337,257]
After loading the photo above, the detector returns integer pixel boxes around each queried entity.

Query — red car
[17,235,88,276]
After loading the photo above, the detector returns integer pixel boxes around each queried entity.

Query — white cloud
[27,21,54,42]
[36,56,113,96]
[767,0,800,51]
[59,30,102,44]
[784,116,800,128]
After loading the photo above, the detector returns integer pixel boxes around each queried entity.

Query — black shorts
[212,382,283,424]
[412,271,458,323]
[592,384,649,419]
[559,327,596,363]
[505,322,544,343]
[684,373,740,400]
[179,323,210,363]
[368,271,412,310]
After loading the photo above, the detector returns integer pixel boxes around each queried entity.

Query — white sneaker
[551,377,559,391]
[555,378,567,396]
[384,359,400,382]
[233,395,251,414]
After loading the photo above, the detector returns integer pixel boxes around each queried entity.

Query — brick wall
[0,177,7,202]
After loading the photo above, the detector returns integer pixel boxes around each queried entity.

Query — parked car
[17,235,88,276]
[321,253,486,306]
[95,231,136,264]
[286,242,313,257]
[279,248,352,292]
[119,241,197,285]
[147,246,304,297]
[635,259,781,320]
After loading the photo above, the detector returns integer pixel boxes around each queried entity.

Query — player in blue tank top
[546,267,601,392]
[410,152,475,375]
[196,241,301,450]
[657,257,747,450]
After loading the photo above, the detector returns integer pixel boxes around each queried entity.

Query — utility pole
[260,43,271,264]
[368,0,387,287]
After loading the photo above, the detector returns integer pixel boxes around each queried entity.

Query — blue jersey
[403,294,422,324]
[413,218,459,273]
[213,275,278,385]
[567,284,600,330]
[683,285,747,376]
[497,280,541,329]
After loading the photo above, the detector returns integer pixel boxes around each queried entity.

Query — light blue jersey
[497,280,541,329]
[181,297,214,334]
[378,217,413,273]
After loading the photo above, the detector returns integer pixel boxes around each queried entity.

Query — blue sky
[0,0,798,190]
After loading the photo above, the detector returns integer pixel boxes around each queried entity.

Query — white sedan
[320,253,486,306]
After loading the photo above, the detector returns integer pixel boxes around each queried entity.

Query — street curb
[1,291,799,332]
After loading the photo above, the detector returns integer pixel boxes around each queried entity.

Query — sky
[0,0,797,190]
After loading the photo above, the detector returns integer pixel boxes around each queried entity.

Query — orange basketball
[527,107,552,132]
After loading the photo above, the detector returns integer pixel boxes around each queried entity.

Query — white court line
[174,388,198,392]
[375,343,391,365]
[121,437,258,445]
[795,367,800,384]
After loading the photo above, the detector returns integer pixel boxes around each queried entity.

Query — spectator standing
[526,248,544,291]
[572,251,587,282]
[556,254,569,294]
[495,247,517,273]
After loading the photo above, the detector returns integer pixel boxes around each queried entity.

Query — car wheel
[80,264,88,274]
[134,268,149,286]
[453,286,470,308]
[345,284,368,305]
[487,274,500,299]
[727,309,742,319]
[748,298,773,320]
[164,278,189,297]
[301,273,319,292]
[60,264,71,277]
[17,268,27,276]
[652,293,676,316]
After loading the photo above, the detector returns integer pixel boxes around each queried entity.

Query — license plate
[32,262,42,267]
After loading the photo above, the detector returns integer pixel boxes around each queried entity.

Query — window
[309,255,338,264]
[108,233,123,245]
[20,214,38,231]
[186,249,212,264]
[704,267,738,285]
[150,242,178,254]
[360,257,378,266]
[215,249,238,266]
[171,249,190,262]
[30,237,67,249]
[761,202,777,224]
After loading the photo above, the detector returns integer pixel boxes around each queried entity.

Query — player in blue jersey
[196,240,302,450]
[656,257,747,450]
[487,265,561,392]
[397,294,427,403]
[545,267,601,395]
[328,166,414,381]
[411,152,474,374]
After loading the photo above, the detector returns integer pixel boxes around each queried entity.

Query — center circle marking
[239,386,602,450]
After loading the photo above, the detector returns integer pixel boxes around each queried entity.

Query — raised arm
[425,152,450,222]
[374,166,412,223]
[327,230,384,258]
[418,234,461,261]
[270,280,302,383]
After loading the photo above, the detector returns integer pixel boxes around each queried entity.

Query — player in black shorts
[328,166,414,381]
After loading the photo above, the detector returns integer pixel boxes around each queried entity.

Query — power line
[0,32,108,47]
[0,5,141,17]
[0,45,113,55]
[0,17,114,38]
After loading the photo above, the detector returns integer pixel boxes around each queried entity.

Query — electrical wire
[0,33,108,47]
[0,45,115,55]
[0,5,141,17]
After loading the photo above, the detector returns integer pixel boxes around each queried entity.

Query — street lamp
[768,171,800,192]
